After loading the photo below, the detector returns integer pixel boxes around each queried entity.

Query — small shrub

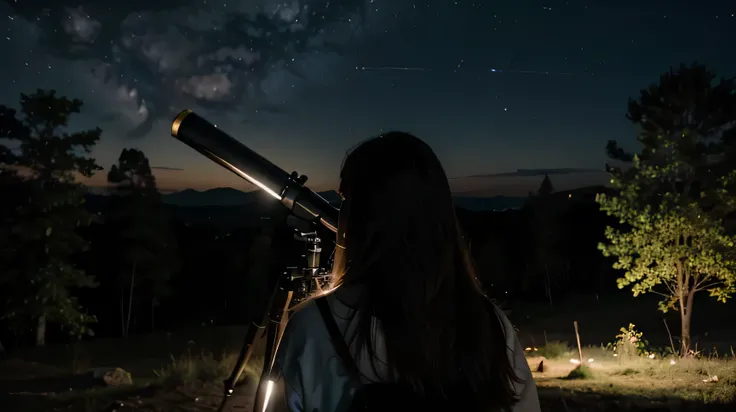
[564,365,593,380]
[153,349,264,388]
[612,367,639,376]
[604,323,673,360]
[536,341,569,359]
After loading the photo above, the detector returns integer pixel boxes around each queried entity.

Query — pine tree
[107,148,178,336]
[537,174,555,196]
[0,90,103,346]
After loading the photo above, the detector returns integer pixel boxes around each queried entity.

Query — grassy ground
[1,321,735,411]
[0,326,266,412]
[525,345,736,410]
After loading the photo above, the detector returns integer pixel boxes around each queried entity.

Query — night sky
[1,0,734,196]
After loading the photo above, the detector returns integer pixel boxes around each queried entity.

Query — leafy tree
[106,148,177,336]
[0,90,102,346]
[598,64,736,355]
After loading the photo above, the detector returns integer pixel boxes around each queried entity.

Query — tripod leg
[271,291,294,370]
[275,292,293,353]
[218,276,284,412]
[253,290,294,412]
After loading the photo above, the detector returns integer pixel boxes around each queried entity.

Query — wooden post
[662,317,677,356]
[573,321,583,364]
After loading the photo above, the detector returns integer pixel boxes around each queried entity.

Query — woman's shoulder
[281,297,322,344]
[283,292,349,340]
[276,293,352,374]
[489,303,519,349]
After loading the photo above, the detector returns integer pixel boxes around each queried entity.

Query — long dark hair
[330,132,521,409]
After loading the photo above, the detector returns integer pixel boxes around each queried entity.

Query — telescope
[171,109,339,233]
[171,109,340,412]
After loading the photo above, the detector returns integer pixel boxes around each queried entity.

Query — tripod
[218,218,332,412]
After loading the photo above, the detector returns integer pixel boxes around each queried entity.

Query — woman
[272,132,540,412]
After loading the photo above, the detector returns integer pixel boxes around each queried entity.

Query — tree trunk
[126,260,137,337]
[36,315,46,347]
[544,264,553,307]
[151,298,156,332]
[679,291,695,356]
[120,287,127,337]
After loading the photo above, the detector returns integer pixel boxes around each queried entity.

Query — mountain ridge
[161,187,528,211]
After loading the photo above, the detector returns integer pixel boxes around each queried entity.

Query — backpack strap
[315,296,362,379]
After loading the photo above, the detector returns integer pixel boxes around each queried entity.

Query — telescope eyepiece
[171,109,193,138]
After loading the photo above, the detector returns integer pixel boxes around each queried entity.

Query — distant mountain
[163,187,267,207]
[453,196,526,212]
[163,187,342,207]
[163,187,524,212]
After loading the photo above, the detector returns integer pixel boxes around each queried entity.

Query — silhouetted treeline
[5,61,734,352]
[0,90,618,350]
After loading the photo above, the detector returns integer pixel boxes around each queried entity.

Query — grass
[564,364,593,380]
[0,326,267,412]
[153,349,263,389]
[525,343,736,407]
[534,340,569,359]
[2,319,736,411]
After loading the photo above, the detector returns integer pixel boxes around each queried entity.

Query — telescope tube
[171,109,339,233]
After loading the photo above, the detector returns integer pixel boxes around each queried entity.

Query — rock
[526,356,547,372]
[91,367,133,386]
[536,360,546,373]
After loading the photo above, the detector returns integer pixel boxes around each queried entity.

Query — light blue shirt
[273,289,540,412]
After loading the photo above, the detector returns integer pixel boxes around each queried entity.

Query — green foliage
[564,364,593,380]
[598,182,736,309]
[0,90,101,341]
[597,64,736,353]
[604,323,674,359]
[612,324,648,358]
[536,341,570,359]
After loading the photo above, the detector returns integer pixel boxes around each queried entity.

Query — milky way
[2,0,735,195]
[2,0,379,137]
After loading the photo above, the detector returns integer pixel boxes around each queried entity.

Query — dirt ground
[2,356,735,412]
[1,322,735,412]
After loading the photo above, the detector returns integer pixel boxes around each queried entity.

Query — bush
[604,323,675,360]
[564,364,593,380]
[536,341,570,359]
[154,349,263,388]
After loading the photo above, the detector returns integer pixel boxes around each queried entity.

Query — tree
[598,64,736,355]
[0,90,102,346]
[521,174,564,305]
[106,148,177,336]
[537,174,555,197]
[0,108,26,350]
